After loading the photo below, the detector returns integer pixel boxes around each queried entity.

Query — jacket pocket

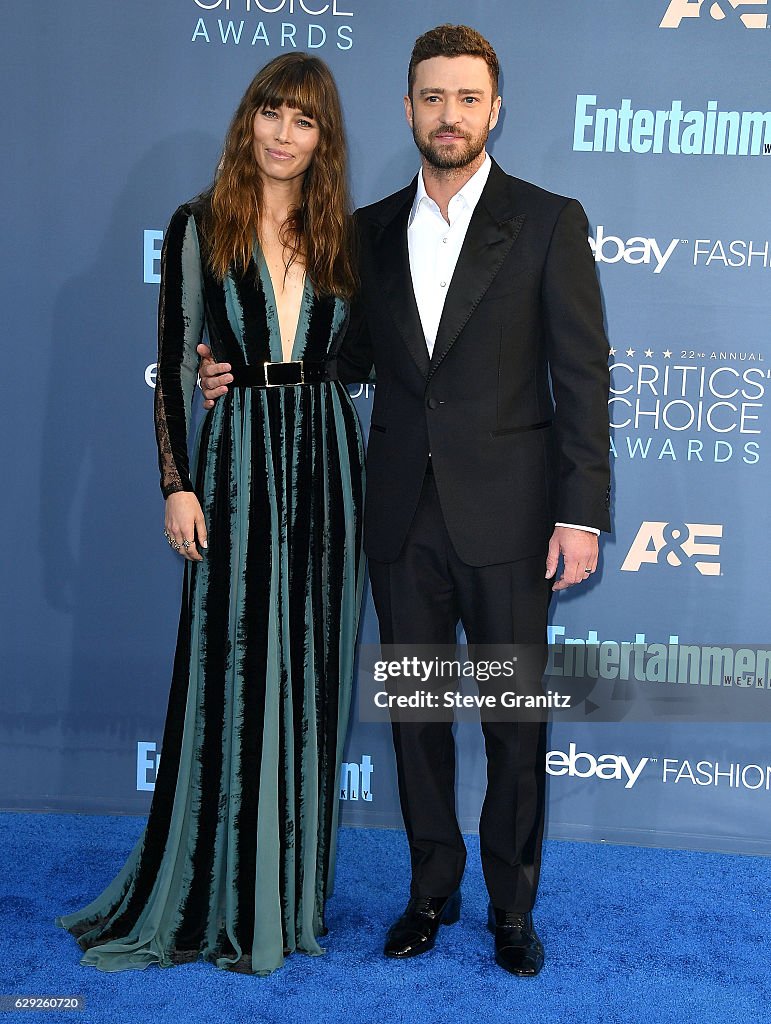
[490,420,552,438]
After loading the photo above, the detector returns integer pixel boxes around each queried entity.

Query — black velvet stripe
[303,293,336,362]
[233,261,272,366]
[308,393,330,908]
[233,397,272,950]
[283,394,298,567]
[317,400,347,892]
[270,393,290,942]
[285,390,314,927]
[286,392,310,607]
[174,403,234,949]
[202,273,249,369]
[193,412,215,497]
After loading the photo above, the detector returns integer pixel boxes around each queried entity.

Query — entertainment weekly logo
[660,0,769,29]
[547,625,771,692]
[609,348,768,466]
[189,0,355,50]
[573,96,771,156]
[136,742,373,800]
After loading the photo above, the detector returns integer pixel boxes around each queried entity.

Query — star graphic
[662,349,672,359]
[609,347,617,357]
[625,348,635,357]
[644,348,653,358]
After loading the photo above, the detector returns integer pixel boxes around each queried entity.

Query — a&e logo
[660,0,769,28]
[620,522,723,575]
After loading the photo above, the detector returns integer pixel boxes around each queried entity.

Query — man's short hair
[408,24,500,98]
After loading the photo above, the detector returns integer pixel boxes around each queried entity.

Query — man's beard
[413,122,489,170]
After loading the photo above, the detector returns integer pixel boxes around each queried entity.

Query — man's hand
[164,491,208,562]
[545,526,598,591]
[197,343,232,410]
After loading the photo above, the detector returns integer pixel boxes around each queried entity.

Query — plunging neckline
[256,249,312,364]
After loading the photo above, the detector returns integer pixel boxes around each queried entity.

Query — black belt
[230,360,327,388]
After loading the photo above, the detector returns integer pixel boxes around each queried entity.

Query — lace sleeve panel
[154,206,205,498]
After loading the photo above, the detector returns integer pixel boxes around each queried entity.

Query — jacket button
[427,397,440,410]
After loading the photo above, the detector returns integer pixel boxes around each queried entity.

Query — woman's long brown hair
[204,53,357,299]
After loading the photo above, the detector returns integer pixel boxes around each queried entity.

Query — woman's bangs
[256,65,323,122]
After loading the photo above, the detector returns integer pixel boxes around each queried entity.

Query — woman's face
[252,104,320,185]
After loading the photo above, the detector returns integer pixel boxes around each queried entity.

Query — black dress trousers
[368,466,553,912]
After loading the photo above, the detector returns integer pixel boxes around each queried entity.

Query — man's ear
[404,94,413,130]
[489,95,502,132]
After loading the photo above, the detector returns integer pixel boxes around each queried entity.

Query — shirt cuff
[555,522,600,536]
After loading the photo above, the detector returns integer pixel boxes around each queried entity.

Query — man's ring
[583,567,592,574]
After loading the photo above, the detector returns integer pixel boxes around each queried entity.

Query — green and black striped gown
[55,199,366,975]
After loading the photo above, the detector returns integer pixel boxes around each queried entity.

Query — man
[199,26,611,976]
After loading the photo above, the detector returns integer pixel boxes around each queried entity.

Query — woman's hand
[164,492,208,562]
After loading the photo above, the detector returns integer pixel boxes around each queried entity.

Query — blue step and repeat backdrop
[3,1,770,854]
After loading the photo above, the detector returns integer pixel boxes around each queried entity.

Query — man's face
[405,55,501,171]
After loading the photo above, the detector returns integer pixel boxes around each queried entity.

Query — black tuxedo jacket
[334,159,611,567]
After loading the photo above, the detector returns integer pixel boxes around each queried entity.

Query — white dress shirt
[407,154,599,538]
[408,154,492,357]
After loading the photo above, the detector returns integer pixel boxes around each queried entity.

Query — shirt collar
[409,153,492,226]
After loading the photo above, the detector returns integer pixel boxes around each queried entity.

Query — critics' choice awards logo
[620,522,723,575]
[609,350,767,466]
[190,0,354,50]
[137,742,373,800]
[660,0,769,28]
[574,97,771,156]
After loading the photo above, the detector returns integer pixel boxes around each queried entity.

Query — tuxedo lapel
[428,161,525,380]
[372,184,431,378]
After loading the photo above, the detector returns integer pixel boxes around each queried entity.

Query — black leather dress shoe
[383,890,461,958]
[488,905,544,976]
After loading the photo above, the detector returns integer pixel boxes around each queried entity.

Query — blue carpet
[1,812,769,1023]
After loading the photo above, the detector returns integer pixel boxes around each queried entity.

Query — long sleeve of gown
[154,205,205,497]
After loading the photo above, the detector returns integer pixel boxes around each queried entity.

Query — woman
[55,53,365,976]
